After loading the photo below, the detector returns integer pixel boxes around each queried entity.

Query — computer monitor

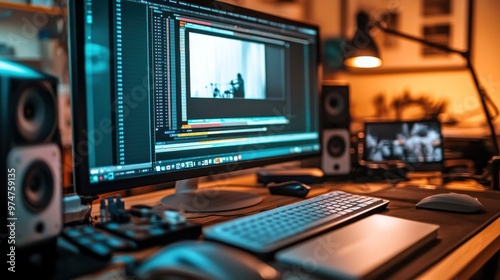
[68,0,321,212]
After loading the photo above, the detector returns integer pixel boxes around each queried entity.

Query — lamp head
[343,11,382,68]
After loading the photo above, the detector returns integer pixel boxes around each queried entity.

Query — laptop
[275,214,439,280]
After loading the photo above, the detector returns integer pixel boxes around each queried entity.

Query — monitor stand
[160,177,262,212]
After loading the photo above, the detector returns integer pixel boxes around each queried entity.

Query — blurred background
[2,0,499,189]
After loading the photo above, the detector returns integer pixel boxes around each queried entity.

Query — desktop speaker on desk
[0,60,62,253]
[321,84,351,176]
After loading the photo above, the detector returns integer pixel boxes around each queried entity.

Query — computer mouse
[267,181,311,198]
[416,192,485,213]
[133,240,280,280]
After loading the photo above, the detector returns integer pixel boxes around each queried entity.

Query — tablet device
[276,214,439,280]
[362,120,444,171]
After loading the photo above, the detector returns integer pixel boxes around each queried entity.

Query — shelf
[0,1,66,16]
[0,57,43,69]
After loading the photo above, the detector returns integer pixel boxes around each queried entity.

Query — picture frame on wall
[343,0,472,73]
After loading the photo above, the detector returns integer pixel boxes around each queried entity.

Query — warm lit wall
[218,0,309,21]
[310,0,500,133]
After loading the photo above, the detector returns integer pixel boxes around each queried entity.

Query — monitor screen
[362,120,444,171]
[68,0,320,210]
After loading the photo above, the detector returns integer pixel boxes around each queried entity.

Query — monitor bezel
[69,0,321,196]
[361,119,445,172]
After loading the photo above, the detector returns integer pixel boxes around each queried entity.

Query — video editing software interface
[81,0,320,185]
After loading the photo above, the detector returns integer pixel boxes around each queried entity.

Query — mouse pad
[361,187,500,279]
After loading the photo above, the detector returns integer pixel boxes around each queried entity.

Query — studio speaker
[1,60,62,254]
[321,83,351,176]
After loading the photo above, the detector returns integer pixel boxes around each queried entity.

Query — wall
[310,0,500,134]
[0,10,43,59]
[219,0,309,21]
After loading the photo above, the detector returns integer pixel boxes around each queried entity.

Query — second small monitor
[363,120,444,171]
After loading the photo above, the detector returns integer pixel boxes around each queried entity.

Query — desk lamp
[343,11,500,160]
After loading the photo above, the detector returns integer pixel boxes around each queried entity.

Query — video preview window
[364,121,443,163]
[189,33,268,100]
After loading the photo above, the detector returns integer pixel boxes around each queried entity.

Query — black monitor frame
[68,0,321,198]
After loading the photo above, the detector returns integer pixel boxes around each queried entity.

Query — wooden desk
[86,174,499,279]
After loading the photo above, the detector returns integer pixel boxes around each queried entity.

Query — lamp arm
[374,22,500,156]
[466,62,500,156]
[374,22,467,57]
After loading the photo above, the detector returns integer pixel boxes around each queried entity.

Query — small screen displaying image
[363,121,444,164]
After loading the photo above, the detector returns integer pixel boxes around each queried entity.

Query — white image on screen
[189,33,266,100]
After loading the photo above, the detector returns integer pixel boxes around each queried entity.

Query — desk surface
[86,173,500,280]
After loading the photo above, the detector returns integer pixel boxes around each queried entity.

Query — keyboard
[204,191,389,257]
[61,224,136,260]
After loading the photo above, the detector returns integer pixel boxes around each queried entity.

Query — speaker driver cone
[16,84,56,143]
[324,92,346,121]
[22,160,54,213]
[327,135,346,157]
